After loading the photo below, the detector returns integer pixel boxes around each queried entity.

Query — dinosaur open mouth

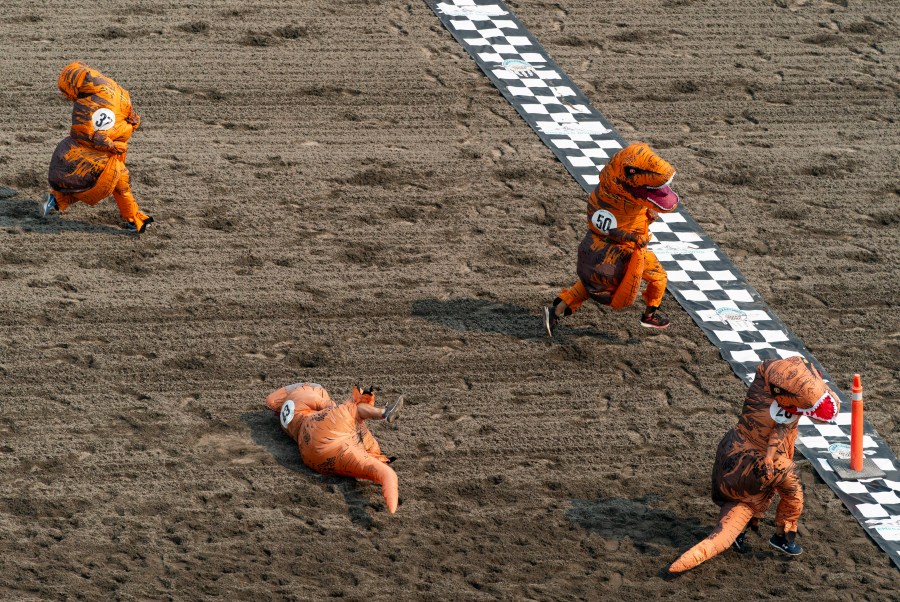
[623,175,680,212]
[786,390,839,424]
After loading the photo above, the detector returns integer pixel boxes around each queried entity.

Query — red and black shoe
[640,307,670,329]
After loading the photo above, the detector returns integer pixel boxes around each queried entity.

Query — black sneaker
[769,533,802,556]
[543,306,559,337]
[640,308,670,329]
[124,215,154,233]
[732,531,748,553]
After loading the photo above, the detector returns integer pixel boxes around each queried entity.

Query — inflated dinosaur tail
[609,248,645,310]
[669,502,754,573]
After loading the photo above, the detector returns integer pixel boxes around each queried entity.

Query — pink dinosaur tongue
[645,185,679,212]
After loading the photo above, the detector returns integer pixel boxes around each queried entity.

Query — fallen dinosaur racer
[669,356,840,572]
[265,383,404,513]
[544,143,680,334]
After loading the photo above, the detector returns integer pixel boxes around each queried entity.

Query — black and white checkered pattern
[800,413,900,536]
[649,212,806,382]
[429,0,900,567]
[438,0,621,188]
[649,209,900,540]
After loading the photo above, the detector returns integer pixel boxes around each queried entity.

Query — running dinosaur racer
[669,356,840,572]
[544,142,680,334]
[42,62,153,232]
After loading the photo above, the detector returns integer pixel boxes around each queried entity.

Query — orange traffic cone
[850,374,863,471]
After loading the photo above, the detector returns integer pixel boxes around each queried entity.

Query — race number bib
[590,210,617,234]
[280,399,296,429]
[91,108,116,131]
[770,401,798,425]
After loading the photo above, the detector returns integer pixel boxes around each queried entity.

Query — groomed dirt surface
[1,0,898,599]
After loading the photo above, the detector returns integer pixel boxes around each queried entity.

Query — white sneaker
[40,192,58,217]
[384,396,404,424]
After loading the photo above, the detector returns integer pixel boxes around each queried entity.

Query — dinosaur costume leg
[669,502,754,573]
[264,382,327,413]
[113,166,151,230]
[52,192,75,212]
[773,460,804,533]
[557,280,590,314]
[640,249,667,308]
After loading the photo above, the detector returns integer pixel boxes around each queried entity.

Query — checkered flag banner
[428,0,900,568]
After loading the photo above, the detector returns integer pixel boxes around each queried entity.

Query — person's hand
[126,111,141,129]
[763,456,775,480]
[629,233,651,249]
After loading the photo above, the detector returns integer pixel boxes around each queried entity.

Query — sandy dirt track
[0,0,898,599]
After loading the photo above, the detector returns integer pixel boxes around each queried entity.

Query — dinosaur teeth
[647,174,675,190]
[794,391,838,422]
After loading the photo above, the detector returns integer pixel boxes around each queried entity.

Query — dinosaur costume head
[58,62,97,101]
[599,142,679,212]
[765,357,839,423]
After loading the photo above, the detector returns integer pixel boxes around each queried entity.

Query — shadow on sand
[567,497,709,556]
[1,194,131,236]
[241,410,377,529]
[411,297,625,342]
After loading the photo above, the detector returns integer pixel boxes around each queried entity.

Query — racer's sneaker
[769,533,803,556]
[40,192,58,217]
[732,531,748,553]
[124,214,154,233]
[543,306,559,337]
[383,396,404,424]
[640,307,670,329]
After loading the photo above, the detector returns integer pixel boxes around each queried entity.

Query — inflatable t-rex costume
[669,357,840,572]
[265,383,404,513]
[544,143,680,334]
[43,62,153,232]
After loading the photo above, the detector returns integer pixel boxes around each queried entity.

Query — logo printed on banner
[770,401,799,425]
[502,58,536,78]
[538,121,612,136]
[648,241,701,254]
[590,209,617,234]
[867,518,900,542]
[280,399,295,429]
[437,3,508,17]
[828,443,851,459]
[715,306,749,323]
[92,108,115,131]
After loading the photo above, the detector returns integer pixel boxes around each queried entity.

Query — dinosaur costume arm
[587,192,652,248]
[605,227,650,248]
[91,119,135,154]
[765,423,794,472]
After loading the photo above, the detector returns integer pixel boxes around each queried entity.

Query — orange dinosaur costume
[265,383,403,513]
[545,143,680,333]
[44,62,152,232]
[669,357,840,572]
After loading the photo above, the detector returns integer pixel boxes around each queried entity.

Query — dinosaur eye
[626,166,637,177]
[771,386,782,395]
